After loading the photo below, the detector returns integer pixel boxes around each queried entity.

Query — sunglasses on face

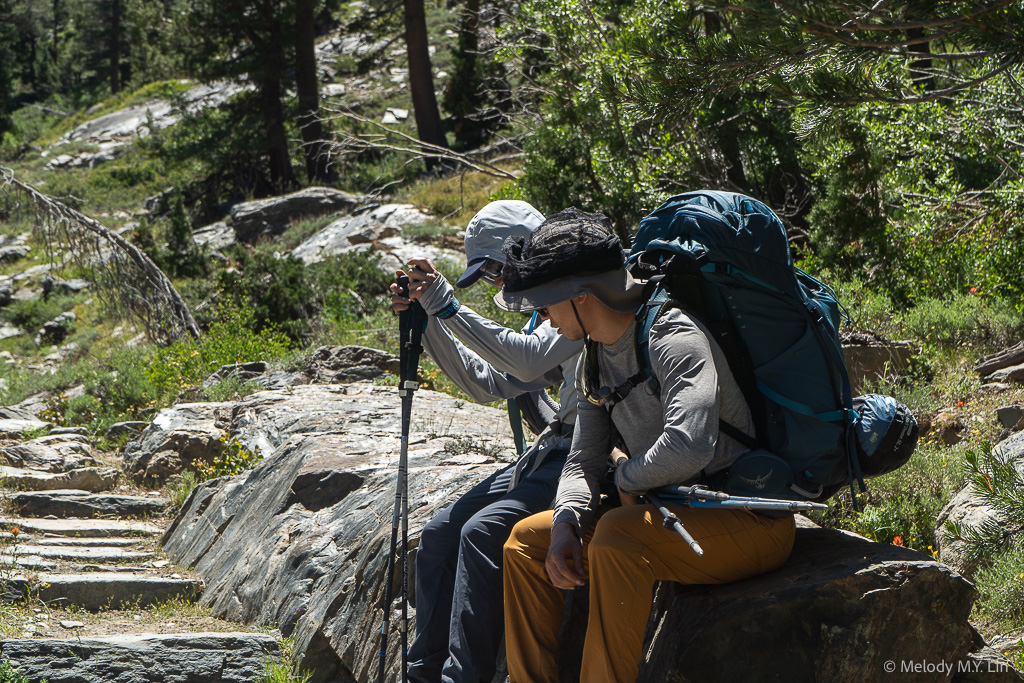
[480,258,503,284]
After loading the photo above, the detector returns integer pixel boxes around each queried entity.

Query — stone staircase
[0,429,282,682]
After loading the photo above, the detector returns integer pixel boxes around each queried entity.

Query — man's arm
[551,397,611,536]
[414,263,581,380]
[421,316,564,403]
[614,310,722,495]
[545,397,612,589]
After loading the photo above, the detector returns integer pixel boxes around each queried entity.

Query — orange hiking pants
[503,505,796,683]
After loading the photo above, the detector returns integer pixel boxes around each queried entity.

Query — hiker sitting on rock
[494,208,797,683]
[388,200,586,683]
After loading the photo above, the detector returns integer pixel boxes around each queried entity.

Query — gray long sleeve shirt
[417,274,582,427]
[552,306,754,535]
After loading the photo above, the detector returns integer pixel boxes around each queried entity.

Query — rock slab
[0,632,280,683]
[0,465,118,492]
[230,187,360,243]
[161,384,515,682]
[937,430,1024,577]
[636,527,1012,683]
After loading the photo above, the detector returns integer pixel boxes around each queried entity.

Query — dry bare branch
[324,107,519,180]
[0,166,201,343]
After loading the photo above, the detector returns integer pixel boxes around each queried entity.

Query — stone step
[0,517,162,537]
[9,545,154,562]
[0,632,281,683]
[4,490,168,518]
[34,537,142,547]
[0,465,119,493]
[0,554,55,570]
[34,572,203,610]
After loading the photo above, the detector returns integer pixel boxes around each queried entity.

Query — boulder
[997,405,1024,430]
[202,361,270,388]
[1,432,94,472]
[42,142,123,170]
[304,345,400,383]
[161,384,515,682]
[634,528,1014,683]
[0,632,281,683]
[989,364,1024,384]
[0,246,30,264]
[937,430,1024,577]
[0,416,50,439]
[375,234,465,274]
[123,403,231,485]
[230,187,361,243]
[842,334,917,395]
[53,278,90,295]
[6,490,167,518]
[191,221,237,251]
[160,383,1012,682]
[291,203,432,264]
[35,311,76,346]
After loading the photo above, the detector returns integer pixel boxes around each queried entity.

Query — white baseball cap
[456,200,545,288]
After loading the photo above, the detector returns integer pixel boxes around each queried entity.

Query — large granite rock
[303,345,400,383]
[291,203,433,264]
[161,383,1013,682]
[0,632,280,683]
[636,528,1013,683]
[123,403,231,485]
[1,432,94,472]
[126,348,405,485]
[5,490,168,518]
[230,187,361,243]
[936,430,1024,577]
[0,465,118,492]
[191,221,237,251]
[161,384,515,682]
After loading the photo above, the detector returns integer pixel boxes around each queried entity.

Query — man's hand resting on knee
[545,522,586,589]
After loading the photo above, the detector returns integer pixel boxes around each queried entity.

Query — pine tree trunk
[906,27,935,92]
[449,0,480,149]
[295,0,332,182]
[403,0,448,168]
[259,0,297,190]
[109,0,120,94]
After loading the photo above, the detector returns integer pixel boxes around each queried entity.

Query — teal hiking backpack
[608,190,916,503]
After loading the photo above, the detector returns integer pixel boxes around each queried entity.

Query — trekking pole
[646,486,828,556]
[377,276,427,683]
[645,491,704,556]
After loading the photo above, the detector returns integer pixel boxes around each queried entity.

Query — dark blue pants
[407,450,566,683]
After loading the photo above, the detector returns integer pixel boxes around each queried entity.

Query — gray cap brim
[493,268,645,314]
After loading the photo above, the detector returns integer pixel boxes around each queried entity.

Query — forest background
[2,0,1024,655]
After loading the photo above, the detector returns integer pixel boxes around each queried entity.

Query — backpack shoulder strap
[580,280,665,409]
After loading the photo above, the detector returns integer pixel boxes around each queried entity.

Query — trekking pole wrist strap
[435,298,461,320]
